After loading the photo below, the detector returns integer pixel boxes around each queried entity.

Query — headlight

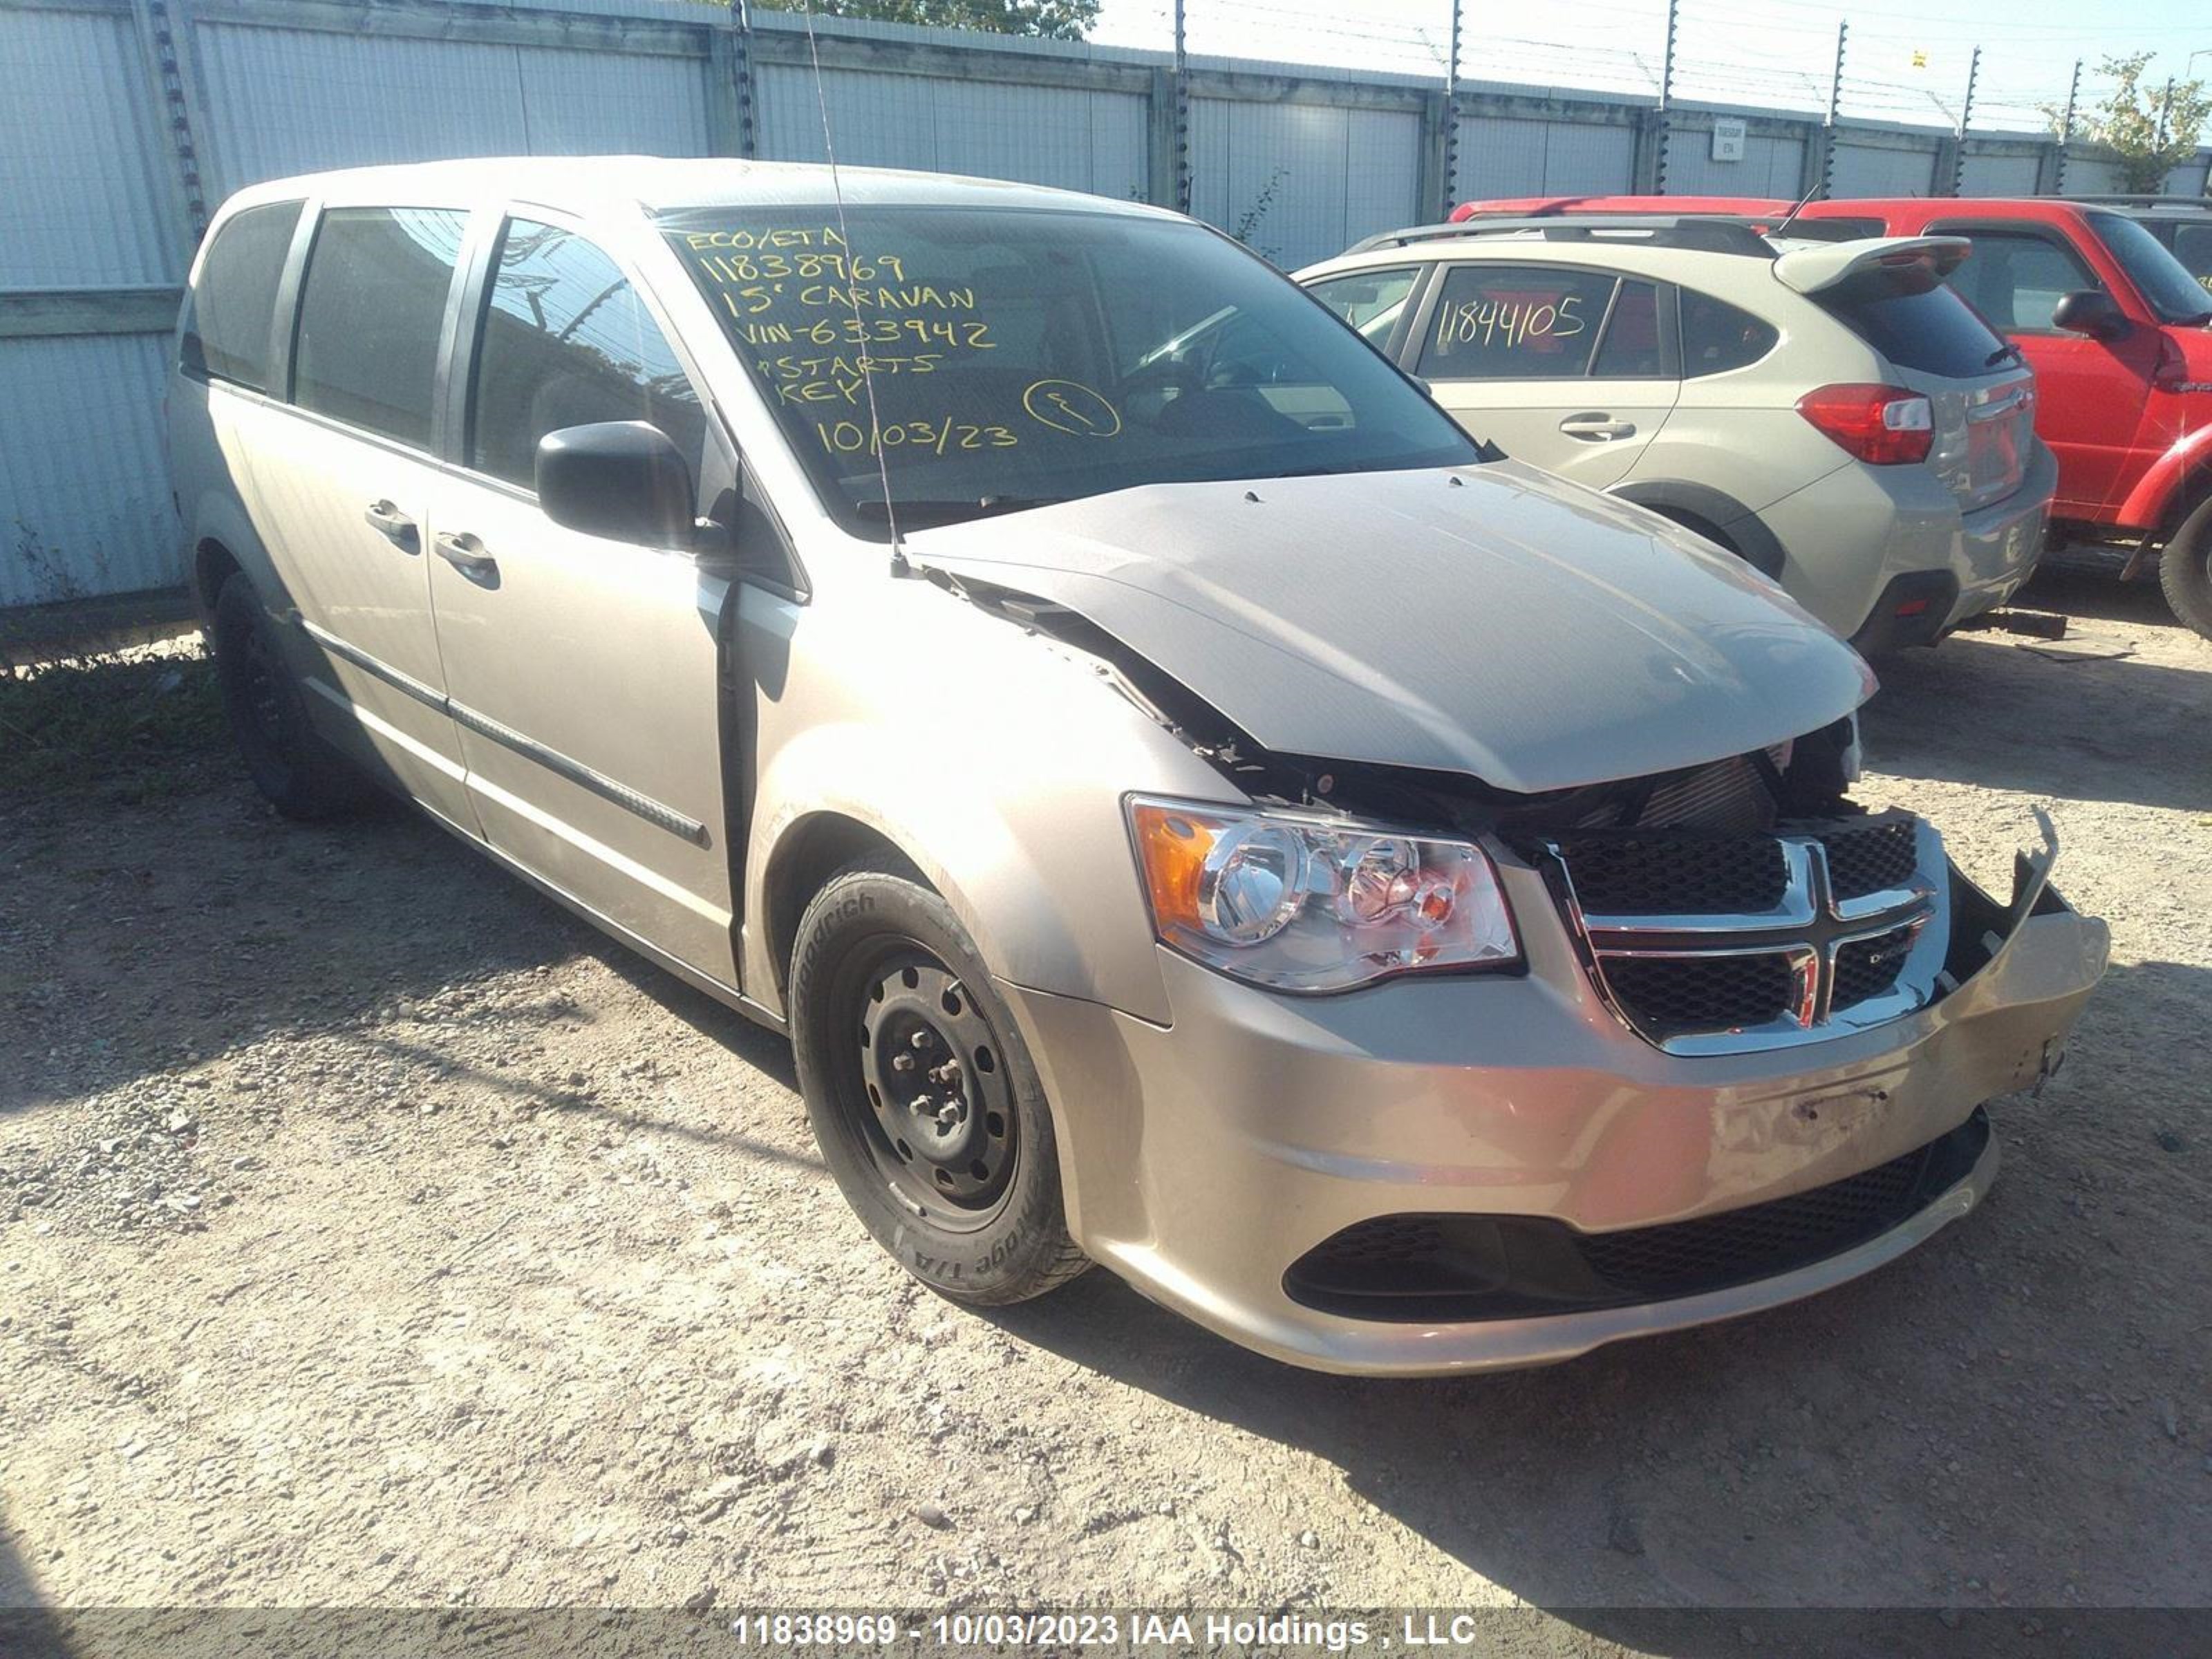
[1127,796,1519,993]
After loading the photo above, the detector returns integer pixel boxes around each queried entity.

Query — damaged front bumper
[1003,816,2108,1376]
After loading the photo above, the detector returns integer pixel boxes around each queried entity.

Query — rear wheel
[2157,495,2212,642]
[212,572,366,818]
[788,859,1089,1306]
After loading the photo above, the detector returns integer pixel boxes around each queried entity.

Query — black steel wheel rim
[836,939,1018,1230]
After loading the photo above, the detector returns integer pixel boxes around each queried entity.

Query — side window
[469,218,706,492]
[185,200,302,389]
[1590,280,1666,377]
[1416,264,1616,380]
[1938,231,2097,333]
[292,207,467,448]
[2170,224,2212,291]
[1678,289,1779,377]
[1304,267,1419,346]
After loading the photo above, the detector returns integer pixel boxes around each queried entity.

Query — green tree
[2062,53,2211,194]
[749,0,1100,39]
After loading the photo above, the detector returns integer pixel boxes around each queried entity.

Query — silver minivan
[169,158,2108,1376]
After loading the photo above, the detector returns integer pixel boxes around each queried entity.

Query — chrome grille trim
[1548,816,1950,1056]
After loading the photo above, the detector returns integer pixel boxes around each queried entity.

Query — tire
[2157,494,2212,643]
[211,572,366,819]
[788,859,1090,1306]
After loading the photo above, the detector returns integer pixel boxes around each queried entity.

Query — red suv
[1452,196,2212,639]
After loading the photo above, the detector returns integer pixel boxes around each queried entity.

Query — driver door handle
[433,531,499,585]
[363,500,418,550]
[1559,413,1636,442]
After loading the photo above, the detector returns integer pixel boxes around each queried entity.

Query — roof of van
[220,156,1175,223]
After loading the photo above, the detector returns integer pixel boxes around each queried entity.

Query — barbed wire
[1086,0,2195,138]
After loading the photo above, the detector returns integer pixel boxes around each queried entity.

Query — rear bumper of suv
[1761,440,2057,647]
[1004,844,2106,1377]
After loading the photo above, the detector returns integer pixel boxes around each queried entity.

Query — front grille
[1554,834,1788,916]
[1282,1108,1991,1323]
[1832,924,1918,1008]
[1546,810,1944,1053]
[1604,951,1799,1036]
[1824,817,1920,901]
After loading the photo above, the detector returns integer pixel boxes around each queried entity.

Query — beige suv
[168,160,2106,1376]
[1297,218,2057,650]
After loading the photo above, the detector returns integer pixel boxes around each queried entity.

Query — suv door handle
[433,532,499,586]
[1559,414,1636,441]
[363,500,418,550]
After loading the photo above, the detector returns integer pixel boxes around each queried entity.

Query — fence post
[1940,44,1979,196]
[1441,0,1461,209]
[127,0,212,253]
[1655,0,1677,194]
[1800,19,1846,200]
[707,1,758,159]
[2043,59,2080,196]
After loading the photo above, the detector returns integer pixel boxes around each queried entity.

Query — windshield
[2090,212,2212,326]
[659,205,1478,534]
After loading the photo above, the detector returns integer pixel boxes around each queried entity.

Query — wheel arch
[1608,479,1788,579]
[759,809,928,1000]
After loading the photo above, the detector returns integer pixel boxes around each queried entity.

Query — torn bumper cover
[1002,816,2108,1376]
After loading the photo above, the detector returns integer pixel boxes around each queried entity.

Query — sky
[1089,0,2212,134]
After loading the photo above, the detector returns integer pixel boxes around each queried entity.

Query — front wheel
[788,859,1090,1306]
[2157,495,2212,643]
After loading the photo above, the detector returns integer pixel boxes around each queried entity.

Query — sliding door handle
[363,500,418,550]
[433,532,499,586]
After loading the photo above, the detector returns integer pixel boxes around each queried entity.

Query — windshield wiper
[1986,341,2024,368]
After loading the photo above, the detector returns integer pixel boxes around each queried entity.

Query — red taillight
[2153,335,2188,394]
[1796,383,1935,465]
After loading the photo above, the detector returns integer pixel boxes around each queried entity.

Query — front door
[1409,262,1680,491]
[1932,223,2173,519]
[424,214,739,986]
[234,204,478,832]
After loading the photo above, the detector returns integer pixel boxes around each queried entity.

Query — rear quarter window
[185,200,302,389]
[1680,290,1778,375]
[1815,276,2009,379]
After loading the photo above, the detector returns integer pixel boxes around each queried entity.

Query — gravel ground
[1,573,2206,1644]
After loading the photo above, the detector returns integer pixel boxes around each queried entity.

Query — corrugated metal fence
[2,0,2208,608]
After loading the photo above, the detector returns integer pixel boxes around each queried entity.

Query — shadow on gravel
[1863,629,2212,814]
[2015,570,2183,630]
[0,784,795,1134]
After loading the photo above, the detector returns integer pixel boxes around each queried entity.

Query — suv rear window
[185,200,301,390]
[1815,275,2011,379]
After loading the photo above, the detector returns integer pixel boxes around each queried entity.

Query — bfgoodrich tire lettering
[211,572,366,820]
[789,858,1090,1306]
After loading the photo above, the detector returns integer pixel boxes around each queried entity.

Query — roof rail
[1344,215,1777,259]
[2052,193,2212,211]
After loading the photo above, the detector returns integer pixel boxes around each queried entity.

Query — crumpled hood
[905,462,1875,796]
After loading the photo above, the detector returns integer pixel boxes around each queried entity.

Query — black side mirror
[536,422,695,549]
[2050,289,2128,341]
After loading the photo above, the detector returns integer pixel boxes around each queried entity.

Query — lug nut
[909,1030,931,1051]
[892,1053,916,1074]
